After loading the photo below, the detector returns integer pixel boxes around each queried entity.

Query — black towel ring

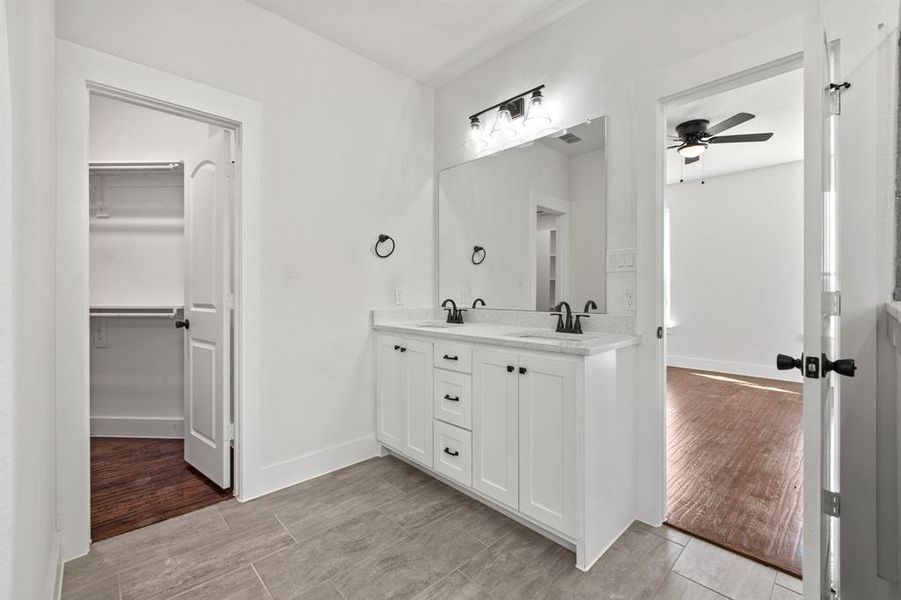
[375,234,395,258]
[472,245,486,265]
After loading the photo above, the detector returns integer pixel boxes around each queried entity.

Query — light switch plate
[607,248,637,273]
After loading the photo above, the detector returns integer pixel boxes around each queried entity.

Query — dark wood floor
[666,367,804,577]
[91,437,232,542]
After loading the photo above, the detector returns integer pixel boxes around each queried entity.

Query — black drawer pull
[519,367,527,375]
[443,354,459,361]
[443,394,460,402]
[394,344,400,350]
[443,447,459,457]
[506,365,514,373]
[399,347,407,353]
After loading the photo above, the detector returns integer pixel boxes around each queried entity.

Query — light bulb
[677,142,708,159]
[523,90,551,130]
[491,104,516,142]
[463,116,488,151]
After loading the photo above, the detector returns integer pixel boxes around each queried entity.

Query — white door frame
[56,40,262,561]
[529,191,571,309]
[655,50,805,511]
[631,15,806,527]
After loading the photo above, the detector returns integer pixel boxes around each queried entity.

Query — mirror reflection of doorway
[535,209,561,311]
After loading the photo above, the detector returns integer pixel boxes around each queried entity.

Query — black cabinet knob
[175,319,190,330]
[519,367,527,375]
[506,365,514,373]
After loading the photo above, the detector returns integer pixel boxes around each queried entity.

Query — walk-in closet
[88,94,234,541]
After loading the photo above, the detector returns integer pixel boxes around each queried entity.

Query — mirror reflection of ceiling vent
[557,132,582,144]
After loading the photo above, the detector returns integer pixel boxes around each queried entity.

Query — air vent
[558,133,582,144]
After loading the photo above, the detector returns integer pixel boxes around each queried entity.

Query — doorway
[86,93,237,541]
[662,66,805,576]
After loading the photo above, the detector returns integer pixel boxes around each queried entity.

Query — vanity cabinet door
[518,354,578,537]
[376,335,405,452]
[401,338,434,467]
[472,348,519,509]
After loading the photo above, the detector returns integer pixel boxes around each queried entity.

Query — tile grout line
[664,571,731,599]
[273,514,298,544]
[250,563,276,600]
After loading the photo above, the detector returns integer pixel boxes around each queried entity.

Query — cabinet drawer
[434,342,472,373]
[434,369,472,430]
[433,421,472,487]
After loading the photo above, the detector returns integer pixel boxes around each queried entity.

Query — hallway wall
[1,0,60,598]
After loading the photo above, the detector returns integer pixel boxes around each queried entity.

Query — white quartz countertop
[373,320,642,356]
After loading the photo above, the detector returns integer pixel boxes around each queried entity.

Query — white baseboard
[248,435,380,501]
[90,417,184,438]
[666,355,802,383]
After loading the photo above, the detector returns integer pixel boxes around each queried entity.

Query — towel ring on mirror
[472,245,486,265]
[375,234,395,258]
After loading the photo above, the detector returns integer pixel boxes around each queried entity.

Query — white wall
[56,0,434,502]
[88,99,213,437]
[665,161,803,381]
[1,0,60,598]
[439,142,568,309]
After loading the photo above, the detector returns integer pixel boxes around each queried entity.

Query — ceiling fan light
[491,104,517,141]
[678,141,708,159]
[463,116,488,151]
[523,90,551,130]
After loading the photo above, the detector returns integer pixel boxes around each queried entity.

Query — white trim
[666,355,803,383]
[89,417,185,439]
[55,40,262,561]
[47,533,62,600]
[252,436,381,501]
[529,191,571,308]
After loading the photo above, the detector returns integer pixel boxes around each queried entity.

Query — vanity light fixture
[463,116,488,151]
[523,90,551,130]
[490,104,516,141]
[465,84,550,152]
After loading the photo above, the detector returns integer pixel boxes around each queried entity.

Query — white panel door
[182,130,231,488]
[402,338,434,467]
[472,347,519,509]
[376,335,405,451]
[518,354,577,537]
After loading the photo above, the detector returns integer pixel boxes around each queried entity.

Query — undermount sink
[511,331,605,342]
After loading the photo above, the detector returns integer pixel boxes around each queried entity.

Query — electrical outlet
[394,287,404,305]
[623,287,637,311]
[92,319,108,348]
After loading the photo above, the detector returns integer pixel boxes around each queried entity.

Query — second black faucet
[441,298,467,324]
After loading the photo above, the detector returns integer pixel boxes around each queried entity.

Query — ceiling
[666,68,803,184]
[248,0,587,86]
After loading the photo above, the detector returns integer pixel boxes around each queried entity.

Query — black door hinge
[656,326,663,339]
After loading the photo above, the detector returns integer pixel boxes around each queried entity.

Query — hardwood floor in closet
[666,367,804,577]
[91,437,232,542]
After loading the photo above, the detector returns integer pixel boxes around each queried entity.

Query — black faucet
[551,301,574,333]
[574,300,596,334]
[441,298,466,324]
[472,298,486,308]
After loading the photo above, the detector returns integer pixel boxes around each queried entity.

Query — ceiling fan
[668,112,773,164]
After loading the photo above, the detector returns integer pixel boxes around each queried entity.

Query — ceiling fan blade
[667,144,683,149]
[708,132,774,144]
[706,112,755,136]
[684,156,700,165]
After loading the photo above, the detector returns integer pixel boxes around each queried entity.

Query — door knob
[776,353,802,372]
[175,319,190,330]
[823,355,857,377]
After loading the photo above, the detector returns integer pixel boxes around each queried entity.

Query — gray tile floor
[62,455,803,600]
